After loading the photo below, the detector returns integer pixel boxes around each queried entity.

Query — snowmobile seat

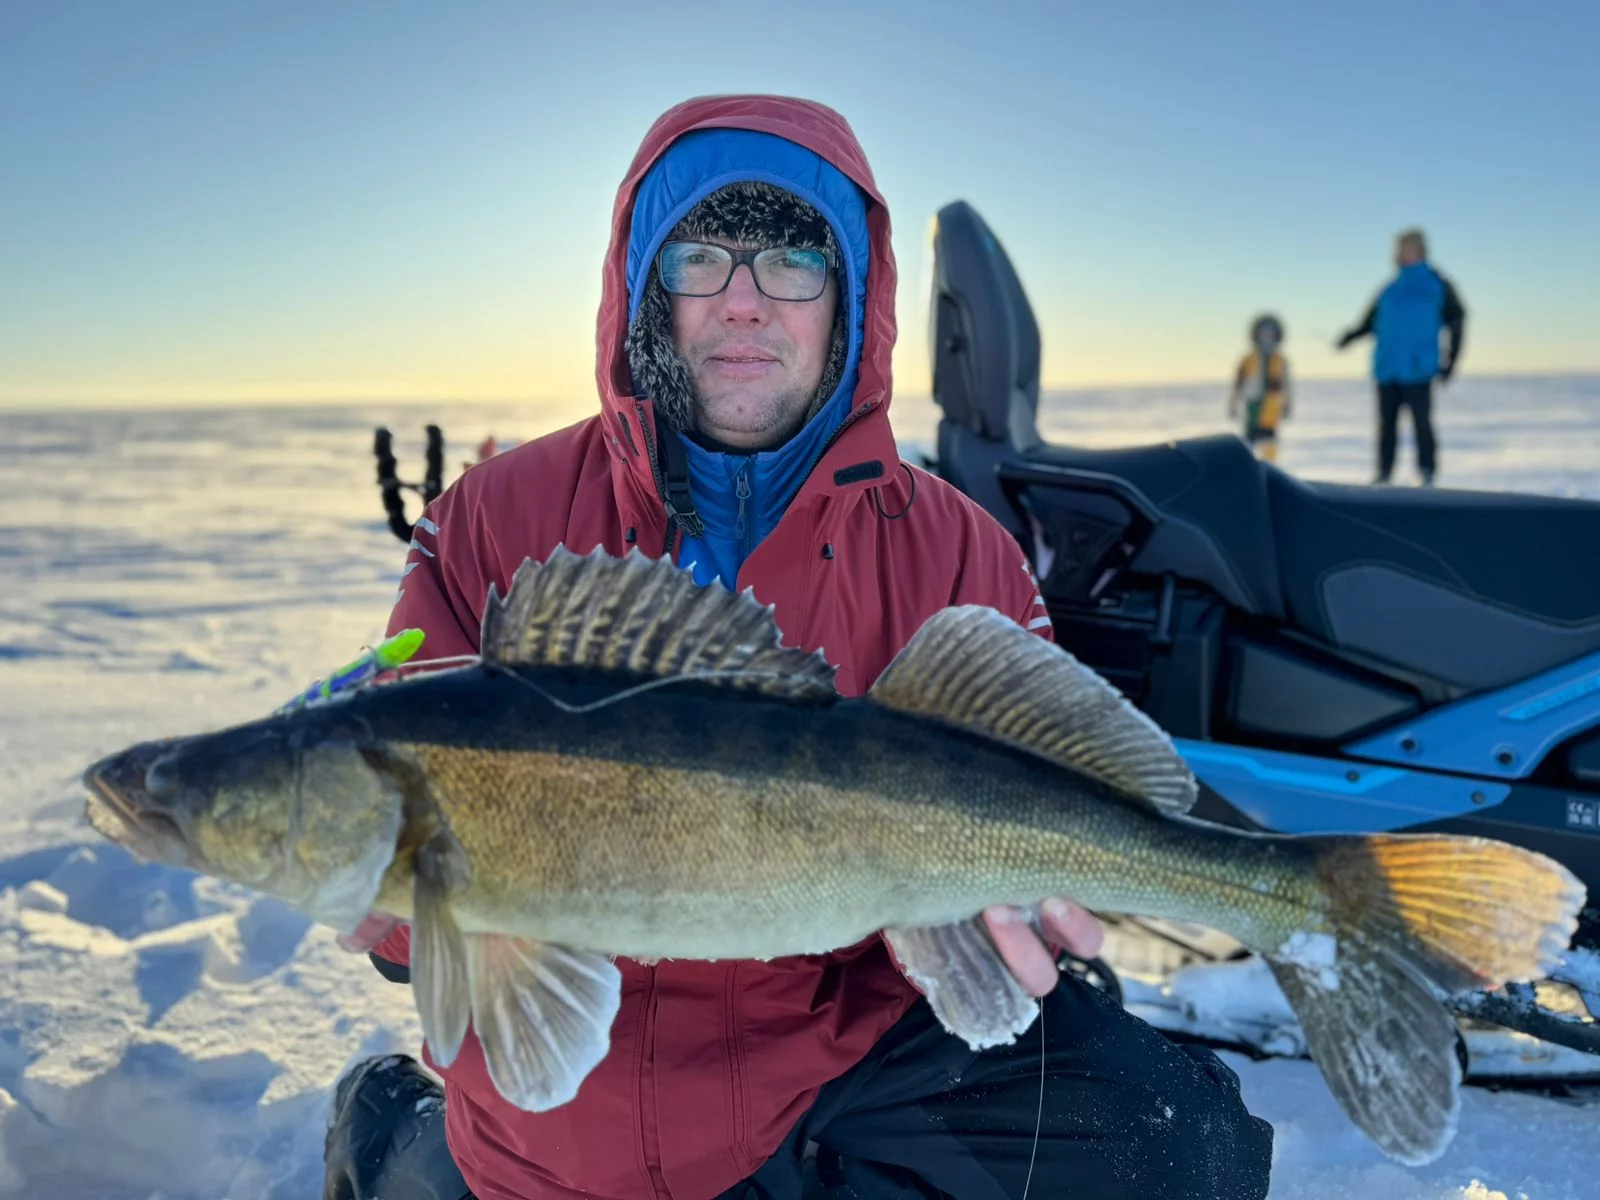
[1010,437,1286,617]
[1000,442,1600,692]
[1267,475,1600,691]
[928,197,1600,693]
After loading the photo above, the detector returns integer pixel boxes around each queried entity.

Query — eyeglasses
[657,241,834,303]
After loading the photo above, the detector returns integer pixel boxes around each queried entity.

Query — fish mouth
[82,740,195,867]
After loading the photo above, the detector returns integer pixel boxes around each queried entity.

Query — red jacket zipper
[635,964,669,1200]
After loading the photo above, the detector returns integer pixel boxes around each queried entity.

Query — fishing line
[484,662,801,714]
[393,653,484,676]
[1022,993,1044,1200]
[364,651,787,711]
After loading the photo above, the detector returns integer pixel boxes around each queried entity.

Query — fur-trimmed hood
[624,178,850,437]
[594,96,901,548]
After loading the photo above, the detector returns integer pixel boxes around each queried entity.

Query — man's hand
[983,898,1105,997]
[336,911,404,954]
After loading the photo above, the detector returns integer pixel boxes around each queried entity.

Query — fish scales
[358,666,1321,960]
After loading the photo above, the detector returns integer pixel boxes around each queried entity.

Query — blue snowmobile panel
[1347,649,1600,779]
[1175,740,1511,834]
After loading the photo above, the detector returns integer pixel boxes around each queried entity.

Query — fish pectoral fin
[413,838,472,1067]
[1267,944,1460,1166]
[467,934,621,1112]
[885,919,1038,1050]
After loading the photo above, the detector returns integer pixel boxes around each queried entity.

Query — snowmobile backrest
[929,201,1043,453]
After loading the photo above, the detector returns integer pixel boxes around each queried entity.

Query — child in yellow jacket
[1229,314,1291,461]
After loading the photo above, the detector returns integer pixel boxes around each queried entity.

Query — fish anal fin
[466,934,621,1112]
[884,918,1038,1050]
[479,547,836,701]
[868,606,1196,816]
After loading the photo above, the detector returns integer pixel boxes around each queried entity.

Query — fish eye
[145,754,183,800]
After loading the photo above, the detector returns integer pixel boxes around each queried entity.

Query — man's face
[671,243,839,451]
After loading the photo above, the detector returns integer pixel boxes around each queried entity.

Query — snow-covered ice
[2,378,1598,1198]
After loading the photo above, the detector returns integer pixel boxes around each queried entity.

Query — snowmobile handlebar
[996,461,1162,602]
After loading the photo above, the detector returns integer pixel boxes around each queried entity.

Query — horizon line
[3,368,1599,418]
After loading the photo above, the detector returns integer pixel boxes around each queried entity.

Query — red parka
[375,94,1052,1200]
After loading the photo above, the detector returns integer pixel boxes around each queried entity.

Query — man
[322,95,1273,1200]
[1336,228,1467,485]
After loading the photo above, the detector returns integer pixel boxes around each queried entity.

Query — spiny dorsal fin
[479,547,837,701]
[868,606,1197,817]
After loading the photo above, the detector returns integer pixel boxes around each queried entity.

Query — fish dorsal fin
[479,546,837,701]
[868,606,1197,817]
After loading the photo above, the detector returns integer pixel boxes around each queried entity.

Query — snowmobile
[364,203,1600,1082]
[923,199,1600,1081]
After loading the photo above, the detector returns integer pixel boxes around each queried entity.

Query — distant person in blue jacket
[1335,229,1466,486]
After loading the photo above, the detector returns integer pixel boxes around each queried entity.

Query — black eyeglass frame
[655,240,836,303]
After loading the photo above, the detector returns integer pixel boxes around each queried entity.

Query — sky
[1,0,1597,411]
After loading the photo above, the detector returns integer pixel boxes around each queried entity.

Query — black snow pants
[1377,379,1438,482]
[325,974,1274,1200]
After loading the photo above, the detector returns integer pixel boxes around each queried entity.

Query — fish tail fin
[1317,834,1583,994]
[1266,834,1584,1165]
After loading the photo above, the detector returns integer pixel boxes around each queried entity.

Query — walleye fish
[83,548,1584,1165]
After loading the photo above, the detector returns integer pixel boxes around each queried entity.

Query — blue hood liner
[626,128,871,590]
